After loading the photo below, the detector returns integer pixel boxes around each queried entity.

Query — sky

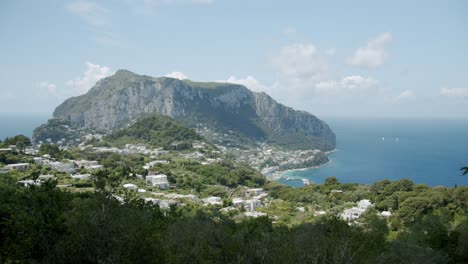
[0,0,467,118]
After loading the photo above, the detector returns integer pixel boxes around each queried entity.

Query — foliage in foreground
[0,176,467,264]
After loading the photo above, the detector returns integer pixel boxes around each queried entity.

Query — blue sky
[1,0,467,118]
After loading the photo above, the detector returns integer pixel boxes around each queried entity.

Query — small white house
[341,207,366,221]
[6,163,30,171]
[203,196,222,205]
[17,180,41,187]
[38,174,56,181]
[123,183,137,190]
[70,174,91,180]
[245,188,264,197]
[243,199,262,212]
[145,174,170,189]
[244,211,267,218]
[232,198,244,207]
[357,199,373,210]
[379,211,392,218]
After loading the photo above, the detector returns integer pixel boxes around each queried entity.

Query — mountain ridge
[49,70,336,151]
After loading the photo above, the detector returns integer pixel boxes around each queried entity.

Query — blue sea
[280,117,468,187]
[0,115,50,140]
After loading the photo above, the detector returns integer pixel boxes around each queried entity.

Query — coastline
[265,149,337,181]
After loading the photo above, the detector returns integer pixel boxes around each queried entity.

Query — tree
[39,143,61,158]
[324,176,340,186]
[4,135,31,153]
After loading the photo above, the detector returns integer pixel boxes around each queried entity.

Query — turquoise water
[0,115,50,140]
[280,118,468,187]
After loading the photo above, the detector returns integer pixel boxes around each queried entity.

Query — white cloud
[315,75,378,95]
[125,0,214,16]
[347,32,392,68]
[283,26,297,36]
[395,89,415,102]
[191,0,214,4]
[66,1,110,27]
[325,48,336,56]
[39,81,58,95]
[221,76,278,93]
[164,71,188,80]
[440,87,468,98]
[269,43,327,82]
[66,62,113,95]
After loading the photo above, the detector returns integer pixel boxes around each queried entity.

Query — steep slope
[51,70,336,151]
[104,114,203,149]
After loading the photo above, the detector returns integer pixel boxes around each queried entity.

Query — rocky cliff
[51,70,336,150]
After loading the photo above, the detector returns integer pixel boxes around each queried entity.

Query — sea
[279,117,468,188]
[0,115,467,187]
[0,115,50,140]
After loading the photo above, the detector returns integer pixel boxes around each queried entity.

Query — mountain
[49,70,336,150]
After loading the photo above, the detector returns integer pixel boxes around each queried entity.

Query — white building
[6,163,30,171]
[244,199,262,212]
[123,183,137,190]
[245,188,264,197]
[17,179,41,187]
[244,211,267,218]
[145,174,170,189]
[38,174,56,181]
[203,196,222,205]
[379,211,392,218]
[70,174,91,180]
[341,207,366,221]
[357,199,373,210]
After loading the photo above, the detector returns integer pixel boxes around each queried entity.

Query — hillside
[49,70,335,151]
[104,114,203,149]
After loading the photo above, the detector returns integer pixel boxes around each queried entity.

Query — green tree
[39,143,61,158]
[3,135,31,153]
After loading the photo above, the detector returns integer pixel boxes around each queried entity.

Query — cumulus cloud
[65,62,113,95]
[221,76,279,94]
[325,48,336,56]
[315,75,378,95]
[125,0,214,16]
[269,43,327,82]
[347,32,392,68]
[164,71,188,80]
[66,0,110,27]
[39,81,58,95]
[440,87,468,98]
[395,89,415,102]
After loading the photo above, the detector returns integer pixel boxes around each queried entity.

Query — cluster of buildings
[226,144,324,178]
[32,156,103,174]
[341,199,392,221]
[92,144,168,156]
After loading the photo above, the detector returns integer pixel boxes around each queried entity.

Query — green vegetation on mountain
[104,115,203,149]
[32,118,80,144]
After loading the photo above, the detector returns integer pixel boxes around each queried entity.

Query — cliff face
[52,70,336,150]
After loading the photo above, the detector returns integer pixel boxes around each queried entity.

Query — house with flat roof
[6,163,29,171]
[145,174,170,189]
